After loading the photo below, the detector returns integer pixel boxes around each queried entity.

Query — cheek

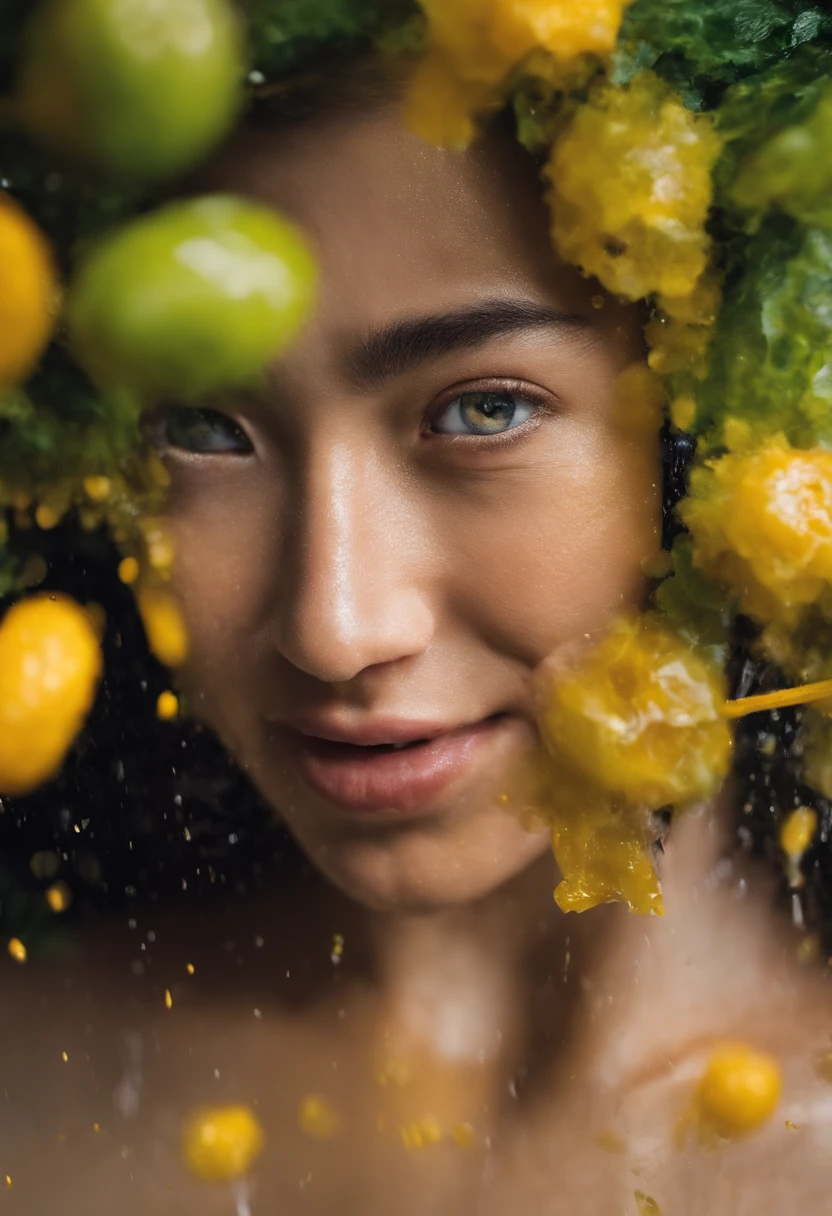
[437,423,660,660]
[161,473,279,704]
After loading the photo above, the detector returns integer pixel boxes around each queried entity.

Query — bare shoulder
[617,978,832,1216]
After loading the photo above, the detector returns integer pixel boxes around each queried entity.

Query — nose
[273,437,435,683]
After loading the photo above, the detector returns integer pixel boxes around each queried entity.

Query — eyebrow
[344,298,591,388]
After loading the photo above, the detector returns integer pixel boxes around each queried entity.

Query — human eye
[154,406,254,455]
[430,389,540,437]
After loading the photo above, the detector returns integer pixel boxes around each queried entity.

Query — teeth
[392,742,407,750]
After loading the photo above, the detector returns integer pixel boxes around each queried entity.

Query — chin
[287,810,553,914]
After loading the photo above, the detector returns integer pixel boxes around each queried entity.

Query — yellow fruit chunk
[7,938,27,963]
[405,0,633,148]
[137,589,189,667]
[298,1094,340,1141]
[696,1044,781,1138]
[156,690,179,721]
[0,192,58,387]
[683,435,832,631]
[182,1104,264,1183]
[532,614,731,915]
[0,594,102,795]
[538,613,732,809]
[546,72,721,303]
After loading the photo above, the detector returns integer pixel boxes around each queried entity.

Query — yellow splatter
[7,938,26,963]
[182,1104,264,1183]
[83,476,111,503]
[451,1121,475,1147]
[299,1094,340,1140]
[137,589,189,667]
[400,1115,442,1150]
[156,690,179,721]
[45,881,72,913]
[117,556,140,585]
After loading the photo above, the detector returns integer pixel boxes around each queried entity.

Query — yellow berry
[298,1094,340,1140]
[137,589,189,667]
[696,1044,781,1137]
[7,938,27,963]
[0,192,58,387]
[780,807,817,861]
[182,1104,264,1183]
[156,690,179,721]
[117,556,140,585]
[0,594,102,796]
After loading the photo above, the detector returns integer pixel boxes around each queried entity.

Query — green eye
[162,406,253,454]
[432,390,537,436]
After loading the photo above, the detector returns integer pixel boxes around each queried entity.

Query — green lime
[67,195,317,399]
[18,0,244,182]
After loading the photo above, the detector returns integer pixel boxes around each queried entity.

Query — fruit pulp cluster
[3,0,832,916]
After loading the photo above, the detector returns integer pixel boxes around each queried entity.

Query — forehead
[205,106,608,329]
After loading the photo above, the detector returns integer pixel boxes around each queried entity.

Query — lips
[278,716,506,815]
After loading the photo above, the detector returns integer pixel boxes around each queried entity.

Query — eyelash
[423,379,555,447]
[151,378,557,459]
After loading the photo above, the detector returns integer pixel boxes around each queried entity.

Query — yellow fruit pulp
[538,614,732,809]
[546,72,722,304]
[0,594,102,795]
[683,434,832,630]
[405,0,633,148]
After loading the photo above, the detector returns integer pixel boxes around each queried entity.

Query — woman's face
[158,104,660,912]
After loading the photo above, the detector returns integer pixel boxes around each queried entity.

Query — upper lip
[276,717,481,746]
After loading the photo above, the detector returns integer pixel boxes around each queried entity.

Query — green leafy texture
[613,0,832,108]
[245,0,420,80]
[0,349,143,490]
[691,220,832,446]
[654,535,733,662]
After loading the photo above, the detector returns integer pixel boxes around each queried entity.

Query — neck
[339,796,798,1106]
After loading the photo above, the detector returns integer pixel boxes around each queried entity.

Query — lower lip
[282,718,506,815]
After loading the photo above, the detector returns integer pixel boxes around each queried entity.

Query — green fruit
[18,0,245,182]
[67,195,317,399]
